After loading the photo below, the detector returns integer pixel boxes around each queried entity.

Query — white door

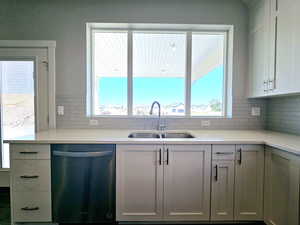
[234,145,264,221]
[0,48,49,168]
[264,147,300,225]
[116,144,163,221]
[211,160,234,221]
[164,145,211,221]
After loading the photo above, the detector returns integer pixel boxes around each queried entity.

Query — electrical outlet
[201,120,211,127]
[57,106,64,115]
[89,119,98,126]
[251,107,261,116]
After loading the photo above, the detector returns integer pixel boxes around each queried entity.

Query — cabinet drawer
[11,160,50,192]
[13,191,51,222]
[212,145,235,160]
[11,144,50,160]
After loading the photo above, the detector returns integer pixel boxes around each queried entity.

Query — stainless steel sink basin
[128,132,160,138]
[161,132,195,138]
[128,131,195,139]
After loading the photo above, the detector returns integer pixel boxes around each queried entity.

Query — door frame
[0,40,56,171]
[0,40,56,129]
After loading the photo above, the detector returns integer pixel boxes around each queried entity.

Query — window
[88,24,232,117]
[191,33,225,116]
[93,32,128,115]
[133,32,186,116]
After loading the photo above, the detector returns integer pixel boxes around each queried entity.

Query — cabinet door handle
[166,148,169,165]
[21,206,39,211]
[215,152,234,155]
[20,175,39,179]
[238,148,242,164]
[215,165,218,181]
[268,79,274,91]
[159,149,162,165]
[19,151,38,154]
[264,80,268,92]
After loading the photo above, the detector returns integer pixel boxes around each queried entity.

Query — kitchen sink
[161,132,195,138]
[128,131,195,139]
[128,132,161,138]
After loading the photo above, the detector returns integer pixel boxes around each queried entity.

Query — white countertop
[4,129,300,156]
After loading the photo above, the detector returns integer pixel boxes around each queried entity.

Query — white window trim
[86,23,233,118]
[0,40,56,128]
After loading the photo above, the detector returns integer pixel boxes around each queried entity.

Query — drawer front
[13,191,51,222]
[212,145,235,160]
[11,160,51,192]
[11,144,50,160]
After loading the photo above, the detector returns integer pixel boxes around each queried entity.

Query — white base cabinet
[234,145,264,221]
[264,147,300,225]
[10,144,52,223]
[116,144,163,221]
[163,145,211,221]
[211,145,235,221]
[211,145,264,222]
[116,144,211,221]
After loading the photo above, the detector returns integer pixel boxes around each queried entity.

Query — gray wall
[0,0,266,130]
[266,96,300,135]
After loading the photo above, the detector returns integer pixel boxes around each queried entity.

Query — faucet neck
[149,101,161,117]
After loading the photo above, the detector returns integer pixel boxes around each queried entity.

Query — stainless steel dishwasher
[51,144,115,223]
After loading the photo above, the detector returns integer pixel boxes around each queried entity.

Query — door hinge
[47,115,50,124]
[42,61,49,71]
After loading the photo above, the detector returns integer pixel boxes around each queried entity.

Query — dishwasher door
[51,144,115,223]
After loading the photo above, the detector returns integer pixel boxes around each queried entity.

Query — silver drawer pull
[21,207,39,211]
[19,151,38,154]
[20,175,39,179]
[215,152,234,155]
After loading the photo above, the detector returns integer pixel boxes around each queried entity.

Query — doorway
[0,43,55,169]
[0,60,36,168]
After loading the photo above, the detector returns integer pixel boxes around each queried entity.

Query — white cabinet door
[234,145,264,221]
[116,145,163,221]
[211,160,234,221]
[271,0,295,95]
[264,147,300,225]
[163,145,211,221]
[290,0,300,93]
[248,0,271,97]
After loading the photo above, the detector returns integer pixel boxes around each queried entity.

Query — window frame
[86,23,233,118]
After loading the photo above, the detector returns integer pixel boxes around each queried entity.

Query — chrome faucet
[149,101,166,131]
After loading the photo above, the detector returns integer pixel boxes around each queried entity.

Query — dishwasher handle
[52,150,113,158]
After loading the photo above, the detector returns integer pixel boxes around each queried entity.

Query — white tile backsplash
[56,95,266,130]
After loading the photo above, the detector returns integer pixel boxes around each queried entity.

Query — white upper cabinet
[248,0,300,97]
[271,0,294,95]
[248,0,271,97]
